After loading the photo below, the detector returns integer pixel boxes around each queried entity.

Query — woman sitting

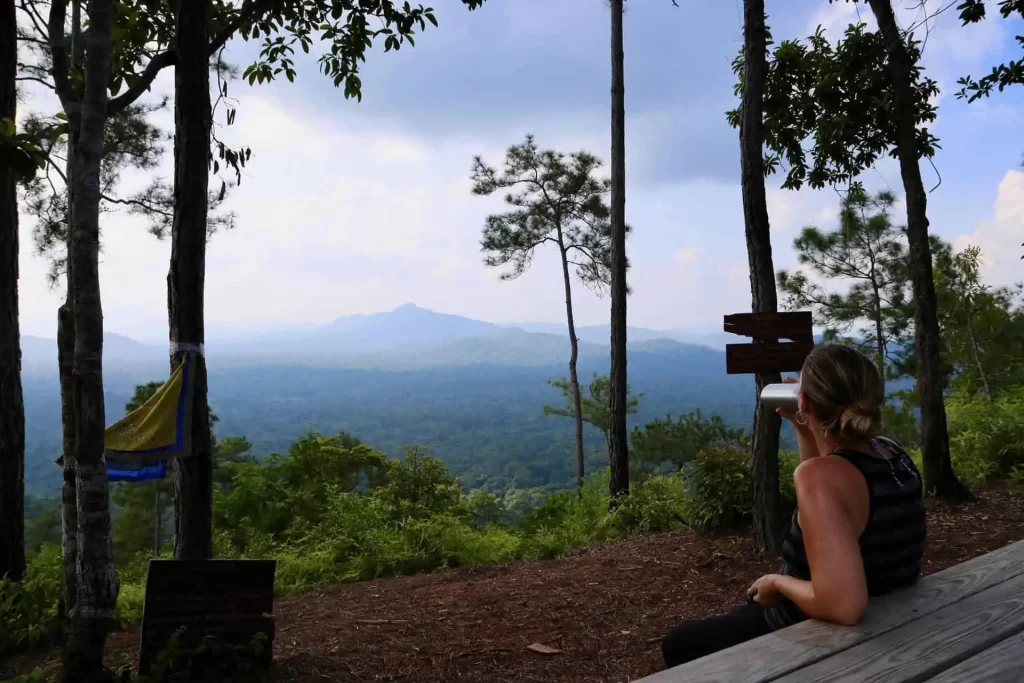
[661,345,925,669]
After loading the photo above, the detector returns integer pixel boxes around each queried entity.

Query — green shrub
[1,666,51,683]
[947,387,1024,486]
[0,545,62,657]
[779,450,799,513]
[682,446,752,533]
[116,580,147,626]
[1008,465,1024,493]
[608,474,689,534]
[137,627,271,683]
[460,489,504,528]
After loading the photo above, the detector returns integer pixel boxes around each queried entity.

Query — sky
[16,0,1024,344]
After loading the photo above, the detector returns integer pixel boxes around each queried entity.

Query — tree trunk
[608,0,630,504]
[171,0,213,560]
[871,277,887,388]
[558,240,586,496]
[740,0,783,553]
[867,0,968,500]
[0,0,26,584]
[964,300,992,401]
[60,0,81,649]
[64,1,118,679]
[59,173,77,651]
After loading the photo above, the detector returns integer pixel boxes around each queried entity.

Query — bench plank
[636,541,1024,683]
[774,570,1024,682]
[925,631,1024,683]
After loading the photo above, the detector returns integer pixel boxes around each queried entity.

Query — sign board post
[723,311,813,375]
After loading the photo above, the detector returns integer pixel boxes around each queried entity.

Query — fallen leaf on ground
[527,643,562,655]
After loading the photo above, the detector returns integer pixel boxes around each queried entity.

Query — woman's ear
[798,393,809,415]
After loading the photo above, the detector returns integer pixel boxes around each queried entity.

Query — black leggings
[661,603,773,669]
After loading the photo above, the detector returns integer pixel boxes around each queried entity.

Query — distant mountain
[20,304,734,376]
[21,332,165,377]
[512,322,686,345]
[318,303,502,346]
[20,305,755,494]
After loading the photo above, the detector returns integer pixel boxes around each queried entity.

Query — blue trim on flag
[108,460,167,482]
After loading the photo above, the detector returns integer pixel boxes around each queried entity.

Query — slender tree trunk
[0,0,26,583]
[64,1,118,678]
[872,282,886,388]
[608,0,629,504]
[171,0,213,560]
[557,239,586,496]
[60,0,82,644]
[963,300,992,400]
[59,173,78,651]
[867,0,968,500]
[740,0,783,552]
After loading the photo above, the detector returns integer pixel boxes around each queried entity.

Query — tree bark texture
[608,0,629,503]
[64,0,118,679]
[59,164,78,649]
[867,0,968,500]
[170,0,214,560]
[740,0,783,553]
[558,236,586,496]
[58,1,80,658]
[0,0,26,583]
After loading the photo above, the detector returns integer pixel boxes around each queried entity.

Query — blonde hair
[800,345,884,441]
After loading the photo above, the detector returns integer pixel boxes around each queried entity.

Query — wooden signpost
[723,311,813,375]
[138,559,277,674]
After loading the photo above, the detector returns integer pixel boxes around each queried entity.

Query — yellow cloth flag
[53,354,197,479]
[104,353,195,465]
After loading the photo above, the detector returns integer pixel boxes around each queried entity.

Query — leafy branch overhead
[240,0,487,99]
[956,0,1024,101]
[727,21,940,190]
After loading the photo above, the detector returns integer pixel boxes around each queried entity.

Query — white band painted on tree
[169,342,205,356]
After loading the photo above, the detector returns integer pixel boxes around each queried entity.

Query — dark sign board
[723,312,814,375]
[723,311,813,342]
[725,341,814,375]
[139,559,276,674]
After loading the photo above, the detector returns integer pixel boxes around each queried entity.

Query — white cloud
[674,247,702,265]
[15,1,1022,344]
[953,170,1024,287]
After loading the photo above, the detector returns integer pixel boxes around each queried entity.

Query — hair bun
[839,399,882,440]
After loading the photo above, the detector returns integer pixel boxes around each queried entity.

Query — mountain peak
[393,303,426,313]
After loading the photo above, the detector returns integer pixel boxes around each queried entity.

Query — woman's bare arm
[771,458,869,625]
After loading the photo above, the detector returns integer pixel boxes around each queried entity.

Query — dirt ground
[7,489,1024,683]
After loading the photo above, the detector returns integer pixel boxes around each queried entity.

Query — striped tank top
[765,437,926,629]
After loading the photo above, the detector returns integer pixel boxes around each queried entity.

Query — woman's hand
[748,574,785,607]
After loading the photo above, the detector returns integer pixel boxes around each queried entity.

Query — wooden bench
[636,540,1024,683]
[138,559,277,675]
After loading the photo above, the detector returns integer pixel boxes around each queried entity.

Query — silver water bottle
[760,383,800,411]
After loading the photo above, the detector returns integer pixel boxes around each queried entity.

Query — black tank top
[765,437,926,629]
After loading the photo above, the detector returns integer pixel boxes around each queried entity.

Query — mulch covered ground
[6,490,1024,683]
